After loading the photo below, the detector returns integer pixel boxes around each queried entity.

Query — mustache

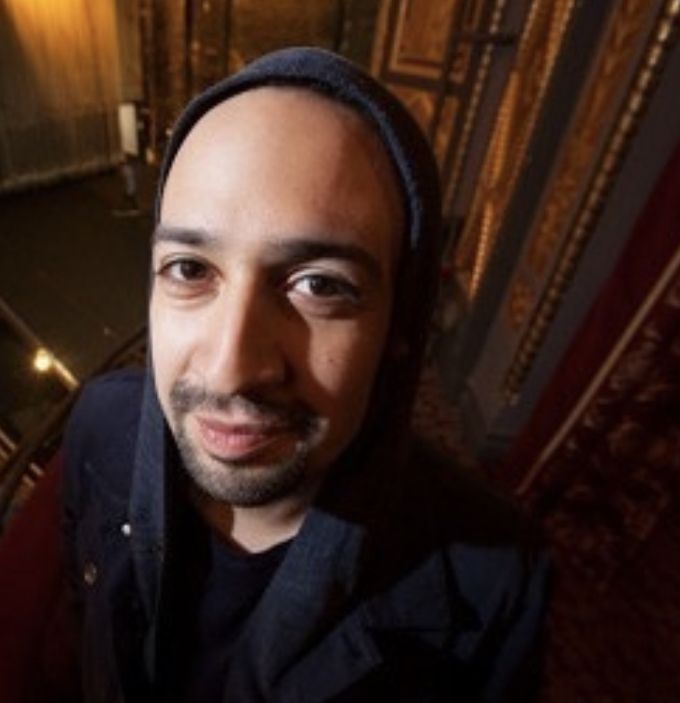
[168,378,318,431]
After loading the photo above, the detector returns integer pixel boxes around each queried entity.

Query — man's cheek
[310,342,381,411]
[150,317,182,412]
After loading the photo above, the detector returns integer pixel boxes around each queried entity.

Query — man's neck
[189,486,315,553]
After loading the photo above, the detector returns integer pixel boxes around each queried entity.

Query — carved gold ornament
[504,0,680,398]
[454,0,577,297]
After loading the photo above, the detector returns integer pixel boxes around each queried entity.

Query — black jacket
[64,47,549,703]
[63,369,549,702]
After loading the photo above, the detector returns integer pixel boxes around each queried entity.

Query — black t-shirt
[181,533,290,701]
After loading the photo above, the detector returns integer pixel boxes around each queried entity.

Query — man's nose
[199,281,288,394]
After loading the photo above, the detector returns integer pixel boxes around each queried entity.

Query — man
[63,48,548,702]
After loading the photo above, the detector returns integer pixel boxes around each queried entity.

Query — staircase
[0,306,147,529]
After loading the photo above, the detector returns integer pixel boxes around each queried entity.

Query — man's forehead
[159,85,405,272]
[163,86,403,211]
[180,85,378,144]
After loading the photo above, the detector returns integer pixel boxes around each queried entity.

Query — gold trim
[433,96,461,169]
[454,0,577,298]
[388,0,457,80]
[504,0,680,397]
[443,0,507,214]
[370,0,392,77]
[517,242,680,495]
[374,0,517,209]
[53,358,79,391]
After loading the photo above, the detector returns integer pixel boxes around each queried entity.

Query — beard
[169,378,321,507]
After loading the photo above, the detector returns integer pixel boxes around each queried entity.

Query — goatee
[169,378,320,507]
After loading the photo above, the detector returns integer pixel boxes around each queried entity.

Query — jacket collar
[127,377,169,682]
[128,379,166,616]
[124,378,473,702]
[223,505,466,703]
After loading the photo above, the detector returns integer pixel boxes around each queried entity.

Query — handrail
[0,295,78,390]
[0,326,148,528]
[0,427,16,461]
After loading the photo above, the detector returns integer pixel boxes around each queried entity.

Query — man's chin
[177,433,310,507]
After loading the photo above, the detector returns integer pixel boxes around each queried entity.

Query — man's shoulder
[393,436,548,606]
[395,442,550,702]
[63,369,147,491]
[404,436,528,543]
[73,367,146,410]
[66,368,145,438]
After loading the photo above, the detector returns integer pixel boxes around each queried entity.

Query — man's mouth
[193,414,299,463]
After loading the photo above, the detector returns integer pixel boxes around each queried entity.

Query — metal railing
[0,326,148,528]
[0,427,15,464]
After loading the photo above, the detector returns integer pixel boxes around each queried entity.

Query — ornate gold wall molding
[388,0,458,79]
[442,0,506,214]
[139,0,190,156]
[376,0,488,83]
[454,0,577,298]
[187,0,230,93]
[504,0,680,398]
[371,0,511,208]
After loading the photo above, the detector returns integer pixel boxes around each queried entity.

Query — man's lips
[193,415,297,462]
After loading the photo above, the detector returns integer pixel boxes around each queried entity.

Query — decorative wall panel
[228,0,338,71]
[371,0,512,212]
[504,0,680,396]
[453,0,577,298]
[188,0,231,94]
[139,0,190,156]
[387,0,458,79]
[140,0,377,157]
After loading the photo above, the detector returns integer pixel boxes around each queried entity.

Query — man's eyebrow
[154,227,385,281]
[152,225,220,247]
[270,239,384,282]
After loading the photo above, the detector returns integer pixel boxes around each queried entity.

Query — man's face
[151,87,402,508]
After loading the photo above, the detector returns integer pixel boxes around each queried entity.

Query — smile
[193,414,298,463]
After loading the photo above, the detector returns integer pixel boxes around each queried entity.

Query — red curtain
[0,454,79,702]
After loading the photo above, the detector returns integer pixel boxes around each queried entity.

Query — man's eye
[160,259,209,282]
[290,274,360,302]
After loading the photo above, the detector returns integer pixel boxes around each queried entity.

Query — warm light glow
[3,0,121,113]
[33,348,53,373]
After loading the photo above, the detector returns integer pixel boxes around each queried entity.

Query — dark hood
[130,47,443,620]
[130,48,441,684]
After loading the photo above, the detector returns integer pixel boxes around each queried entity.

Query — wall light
[33,347,54,373]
